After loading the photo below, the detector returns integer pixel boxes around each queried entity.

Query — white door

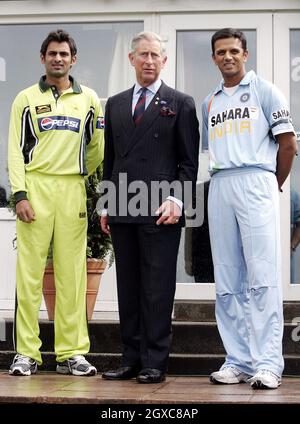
[160,13,278,299]
[274,13,300,300]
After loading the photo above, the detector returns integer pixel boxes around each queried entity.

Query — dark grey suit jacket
[103,81,200,224]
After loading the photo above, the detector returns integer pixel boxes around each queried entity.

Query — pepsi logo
[40,117,54,131]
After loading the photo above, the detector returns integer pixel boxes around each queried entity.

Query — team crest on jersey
[96,116,105,129]
[38,116,80,133]
[240,93,250,102]
[35,104,52,114]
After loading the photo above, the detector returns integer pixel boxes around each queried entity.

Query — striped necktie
[133,87,147,125]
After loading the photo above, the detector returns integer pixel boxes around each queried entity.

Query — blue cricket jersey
[202,70,295,173]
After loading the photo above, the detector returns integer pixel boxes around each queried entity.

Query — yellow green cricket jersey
[8,76,104,200]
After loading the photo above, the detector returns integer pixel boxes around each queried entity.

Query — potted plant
[9,165,114,320]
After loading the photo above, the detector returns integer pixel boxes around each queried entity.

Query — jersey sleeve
[258,79,295,138]
[8,92,27,196]
[85,92,105,176]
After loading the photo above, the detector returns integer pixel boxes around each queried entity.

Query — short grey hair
[130,31,167,56]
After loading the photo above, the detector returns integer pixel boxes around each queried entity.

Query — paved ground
[0,372,300,404]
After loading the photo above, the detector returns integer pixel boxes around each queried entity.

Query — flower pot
[86,258,107,320]
[43,264,56,321]
[42,258,106,321]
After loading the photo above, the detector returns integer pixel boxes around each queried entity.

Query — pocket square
[160,106,176,117]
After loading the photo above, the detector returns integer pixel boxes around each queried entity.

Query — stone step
[1,351,299,376]
[174,301,300,323]
[1,319,300,355]
[174,301,215,322]
[172,321,300,355]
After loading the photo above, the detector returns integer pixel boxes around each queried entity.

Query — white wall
[1,0,300,15]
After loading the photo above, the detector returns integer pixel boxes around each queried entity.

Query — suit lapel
[119,87,135,137]
[123,82,173,155]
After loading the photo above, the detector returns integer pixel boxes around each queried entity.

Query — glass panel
[176,30,256,151]
[290,29,300,284]
[175,30,256,284]
[0,21,143,199]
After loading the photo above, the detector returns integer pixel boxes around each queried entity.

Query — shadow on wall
[185,181,214,283]
[0,186,7,207]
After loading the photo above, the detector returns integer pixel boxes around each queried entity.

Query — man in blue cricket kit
[202,28,297,389]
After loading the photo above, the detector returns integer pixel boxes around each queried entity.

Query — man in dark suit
[100,31,199,383]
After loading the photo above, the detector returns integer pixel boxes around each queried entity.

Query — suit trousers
[110,223,181,372]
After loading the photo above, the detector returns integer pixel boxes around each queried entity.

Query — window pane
[176,30,256,151]
[290,29,300,284]
[0,21,143,197]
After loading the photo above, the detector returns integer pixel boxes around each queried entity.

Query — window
[175,29,256,284]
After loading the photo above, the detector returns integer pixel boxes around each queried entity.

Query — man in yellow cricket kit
[8,29,104,376]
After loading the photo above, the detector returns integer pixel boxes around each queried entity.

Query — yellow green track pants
[15,172,90,364]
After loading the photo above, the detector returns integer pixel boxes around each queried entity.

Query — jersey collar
[213,70,256,95]
[39,75,82,94]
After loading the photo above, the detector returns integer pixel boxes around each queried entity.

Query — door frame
[160,13,276,299]
[160,13,273,87]
[274,13,300,300]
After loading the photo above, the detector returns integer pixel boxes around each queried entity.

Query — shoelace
[14,354,33,364]
[223,366,241,376]
[256,369,278,378]
[70,355,89,366]
[249,369,280,383]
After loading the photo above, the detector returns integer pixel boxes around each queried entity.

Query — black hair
[211,28,247,54]
[40,29,77,56]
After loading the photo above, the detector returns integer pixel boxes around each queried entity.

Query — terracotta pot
[86,259,106,320]
[42,258,107,321]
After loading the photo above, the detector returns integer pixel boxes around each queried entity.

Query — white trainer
[210,366,250,384]
[9,354,37,376]
[249,369,281,389]
[56,355,97,376]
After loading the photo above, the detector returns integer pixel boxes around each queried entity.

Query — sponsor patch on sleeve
[96,116,105,129]
[272,109,290,121]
